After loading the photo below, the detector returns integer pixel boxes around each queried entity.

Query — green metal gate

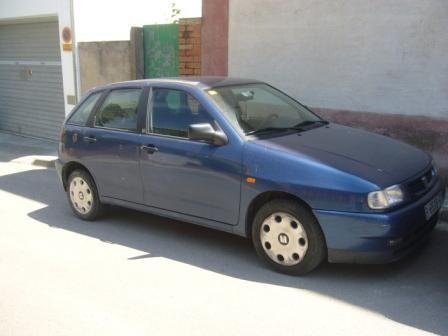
[143,24,178,78]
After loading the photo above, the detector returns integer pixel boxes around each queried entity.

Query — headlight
[367,185,404,209]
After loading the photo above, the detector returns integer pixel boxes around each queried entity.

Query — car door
[139,87,243,225]
[80,87,146,203]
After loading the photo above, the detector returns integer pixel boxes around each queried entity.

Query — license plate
[424,193,444,220]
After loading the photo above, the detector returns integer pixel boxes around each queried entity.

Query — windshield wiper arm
[245,127,292,135]
[245,120,329,135]
[292,120,329,129]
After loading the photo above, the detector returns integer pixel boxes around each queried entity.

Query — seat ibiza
[56,77,445,274]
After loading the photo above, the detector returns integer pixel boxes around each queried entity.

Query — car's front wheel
[252,199,326,275]
[67,169,103,220]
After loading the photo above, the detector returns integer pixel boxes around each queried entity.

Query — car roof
[88,76,263,93]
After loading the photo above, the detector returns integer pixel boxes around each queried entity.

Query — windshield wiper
[245,120,329,136]
[292,120,329,129]
[245,127,292,135]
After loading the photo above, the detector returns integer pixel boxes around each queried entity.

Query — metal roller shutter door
[0,20,65,140]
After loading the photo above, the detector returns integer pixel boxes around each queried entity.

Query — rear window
[67,92,102,126]
[94,89,142,132]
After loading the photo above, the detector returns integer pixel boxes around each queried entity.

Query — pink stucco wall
[201,0,228,76]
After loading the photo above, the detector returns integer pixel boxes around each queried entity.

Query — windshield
[206,83,322,135]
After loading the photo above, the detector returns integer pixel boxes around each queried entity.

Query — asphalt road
[0,161,447,336]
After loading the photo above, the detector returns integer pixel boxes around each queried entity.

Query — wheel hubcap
[69,177,93,214]
[260,212,308,266]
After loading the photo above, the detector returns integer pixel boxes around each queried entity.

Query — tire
[66,169,103,220]
[251,199,326,275]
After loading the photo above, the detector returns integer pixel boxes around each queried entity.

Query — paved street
[1,159,447,335]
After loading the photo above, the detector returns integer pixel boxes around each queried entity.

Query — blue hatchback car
[56,77,445,274]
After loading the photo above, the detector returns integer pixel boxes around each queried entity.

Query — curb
[32,158,56,168]
[10,155,57,169]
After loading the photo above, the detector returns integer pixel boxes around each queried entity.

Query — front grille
[406,166,435,198]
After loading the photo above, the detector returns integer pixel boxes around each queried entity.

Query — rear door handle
[83,136,97,143]
[141,144,159,154]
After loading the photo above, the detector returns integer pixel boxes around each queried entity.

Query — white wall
[228,0,448,117]
[0,0,76,115]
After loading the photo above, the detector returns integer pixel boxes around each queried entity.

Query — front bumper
[314,178,445,264]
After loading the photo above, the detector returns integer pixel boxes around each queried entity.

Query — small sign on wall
[62,26,72,52]
[66,95,76,105]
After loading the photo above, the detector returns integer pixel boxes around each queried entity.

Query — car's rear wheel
[252,199,326,275]
[67,169,103,220]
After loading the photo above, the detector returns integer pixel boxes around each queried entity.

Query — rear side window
[67,92,102,126]
[94,89,142,132]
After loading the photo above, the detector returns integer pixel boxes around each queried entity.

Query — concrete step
[9,155,56,168]
[0,131,57,168]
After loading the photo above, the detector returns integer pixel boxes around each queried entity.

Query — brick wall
[178,18,201,76]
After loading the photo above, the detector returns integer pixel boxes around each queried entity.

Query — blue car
[56,77,445,274]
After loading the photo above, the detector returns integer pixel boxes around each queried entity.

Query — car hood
[252,123,430,187]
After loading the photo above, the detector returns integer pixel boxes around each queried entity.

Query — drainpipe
[70,0,82,102]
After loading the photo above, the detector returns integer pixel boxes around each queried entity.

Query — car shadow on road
[1,167,447,335]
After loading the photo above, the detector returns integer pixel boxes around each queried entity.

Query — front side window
[67,91,102,126]
[206,83,322,135]
[95,89,142,131]
[149,88,213,138]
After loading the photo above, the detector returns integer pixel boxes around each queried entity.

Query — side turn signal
[246,177,256,184]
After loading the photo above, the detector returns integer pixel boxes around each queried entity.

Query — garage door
[0,20,65,140]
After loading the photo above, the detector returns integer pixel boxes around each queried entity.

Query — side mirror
[188,123,228,146]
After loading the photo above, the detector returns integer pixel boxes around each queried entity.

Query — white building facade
[0,0,78,139]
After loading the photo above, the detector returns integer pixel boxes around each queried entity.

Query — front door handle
[83,136,97,143]
[141,144,159,154]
